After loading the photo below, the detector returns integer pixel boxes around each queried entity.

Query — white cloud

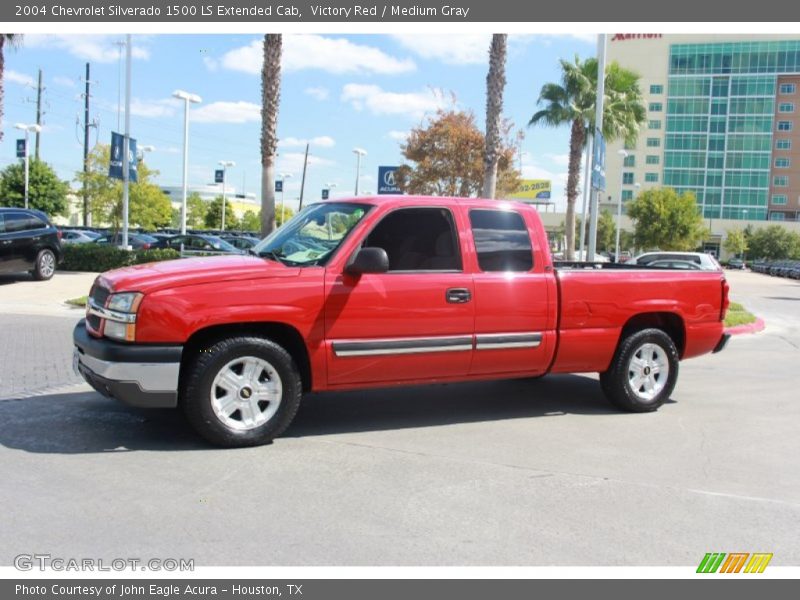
[277,152,335,176]
[545,153,570,167]
[387,130,409,143]
[214,35,415,75]
[520,155,568,211]
[304,86,329,101]
[278,136,336,148]
[341,84,447,120]
[191,101,261,124]
[391,34,491,65]
[202,56,219,71]
[5,70,35,87]
[24,35,150,63]
[53,75,77,88]
[129,98,179,119]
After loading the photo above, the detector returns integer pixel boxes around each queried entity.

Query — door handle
[446,288,471,304]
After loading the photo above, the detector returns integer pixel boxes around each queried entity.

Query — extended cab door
[466,208,557,377]
[324,206,475,387]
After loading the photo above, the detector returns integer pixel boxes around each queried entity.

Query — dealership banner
[509,179,552,201]
[108,132,138,183]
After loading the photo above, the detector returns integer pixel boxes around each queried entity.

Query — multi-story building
[605,34,800,223]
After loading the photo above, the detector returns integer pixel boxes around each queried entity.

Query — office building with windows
[605,34,800,223]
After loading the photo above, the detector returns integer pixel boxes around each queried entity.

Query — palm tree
[0,34,22,143]
[529,56,645,260]
[482,34,507,199]
[260,34,282,236]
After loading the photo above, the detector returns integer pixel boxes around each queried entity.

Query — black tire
[32,248,56,281]
[599,328,679,413]
[181,336,302,447]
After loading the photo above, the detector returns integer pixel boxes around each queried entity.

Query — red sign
[611,34,663,42]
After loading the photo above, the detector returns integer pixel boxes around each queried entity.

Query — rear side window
[3,213,40,233]
[469,210,533,272]
[0,214,5,234]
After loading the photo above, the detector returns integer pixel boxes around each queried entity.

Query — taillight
[57,229,63,240]
[142,243,151,250]
[721,278,730,321]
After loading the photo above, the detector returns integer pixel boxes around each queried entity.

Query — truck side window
[363,208,462,272]
[469,209,534,272]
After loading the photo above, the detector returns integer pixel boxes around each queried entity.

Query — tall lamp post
[15,123,42,209]
[353,148,367,195]
[279,173,292,225]
[173,89,202,235]
[614,150,629,262]
[218,160,235,231]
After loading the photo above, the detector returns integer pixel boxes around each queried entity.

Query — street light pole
[615,149,628,261]
[353,148,367,195]
[173,89,202,235]
[218,160,235,231]
[122,34,132,249]
[15,123,42,210]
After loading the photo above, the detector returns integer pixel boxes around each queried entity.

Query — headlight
[107,292,143,313]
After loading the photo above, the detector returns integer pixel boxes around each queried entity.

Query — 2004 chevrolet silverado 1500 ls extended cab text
[73,196,730,447]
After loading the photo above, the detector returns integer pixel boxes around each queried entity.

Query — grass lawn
[725,301,757,328]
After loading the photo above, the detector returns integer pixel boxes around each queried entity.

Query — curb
[725,317,765,336]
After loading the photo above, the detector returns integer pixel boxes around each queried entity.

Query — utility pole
[82,63,91,226]
[35,69,43,160]
[298,142,309,211]
[122,34,131,249]
[587,33,607,262]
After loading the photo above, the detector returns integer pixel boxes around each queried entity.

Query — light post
[353,148,367,195]
[137,145,155,161]
[614,149,628,262]
[324,182,337,200]
[173,90,202,235]
[218,160,235,231]
[279,172,292,225]
[15,123,42,209]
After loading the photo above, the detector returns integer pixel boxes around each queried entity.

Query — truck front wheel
[182,336,302,447]
[599,328,679,412]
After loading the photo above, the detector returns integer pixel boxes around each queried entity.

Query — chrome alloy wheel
[626,342,670,403]
[39,251,56,278]
[210,356,283,431]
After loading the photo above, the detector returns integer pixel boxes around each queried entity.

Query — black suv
[0,207,63,280]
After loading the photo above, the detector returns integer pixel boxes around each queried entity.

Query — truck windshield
[253,202,371,266]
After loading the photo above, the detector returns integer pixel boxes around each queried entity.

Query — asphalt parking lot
[0,270,798,566]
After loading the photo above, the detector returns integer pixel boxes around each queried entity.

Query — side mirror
[345,247,390,276]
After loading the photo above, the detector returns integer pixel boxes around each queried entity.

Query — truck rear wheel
[599,328,679,412]
[182,336,302,447]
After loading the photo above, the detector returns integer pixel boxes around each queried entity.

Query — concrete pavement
[0,271,96,317]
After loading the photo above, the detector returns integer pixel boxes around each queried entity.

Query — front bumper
[73,320,182,408]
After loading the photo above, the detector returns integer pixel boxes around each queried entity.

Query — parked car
[61,229,101,244]
[74,196,730,447]
[647,259,703,270]
[221,235,260,251]
[161,234,242,254]
[94,233,159,250]
[630,251,722,271]
[726,258,746,270]
[0,207,63,280]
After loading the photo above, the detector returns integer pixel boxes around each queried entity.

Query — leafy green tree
[186,192,207,229]
[0,159,69,215]
[74,144,171,231]
[746,225,800,260]
[529,56,646,259]
[626,187,708,251]
[723,228,748,258]
[1,35,23,142]
[275,206,295,227]
[578,210,616,252]
[239,209,261,232]
[204,196,240,230]
[396,109,520,197]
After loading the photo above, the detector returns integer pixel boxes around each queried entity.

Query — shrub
[61,244,181,272]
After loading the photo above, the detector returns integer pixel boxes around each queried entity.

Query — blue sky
[1,34,595,212]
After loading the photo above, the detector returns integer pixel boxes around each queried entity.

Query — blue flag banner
[109,132,138,183]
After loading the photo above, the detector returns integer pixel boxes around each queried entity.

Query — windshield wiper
[258,248,287,265]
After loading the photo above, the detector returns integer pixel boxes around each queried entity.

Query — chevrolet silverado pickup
[73,196,730,447]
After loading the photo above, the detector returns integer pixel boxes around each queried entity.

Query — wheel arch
[180,322,313,394]
[620,312,686,358]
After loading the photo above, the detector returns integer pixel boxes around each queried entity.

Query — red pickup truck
[73,196,730,447]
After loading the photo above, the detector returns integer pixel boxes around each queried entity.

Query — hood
[97,255,301,294]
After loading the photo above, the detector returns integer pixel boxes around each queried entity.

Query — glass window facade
[772,194,788,204]
[646,155,660,165]
[648,119,662,129]
[774,175,789,186]
[646,137,661,147]
[650,84,664,94]
[622,190,634,201]
[664,40,800,221]
[649,102,663,112]
[623,172,634,184]
[623,155,636,167]
[770,212,786,220]
[645,173,659,182]
[779,83,796,94]
[775,157,791,168]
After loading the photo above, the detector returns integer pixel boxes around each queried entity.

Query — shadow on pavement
[0,273,34,285]
[0,374,625,454]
